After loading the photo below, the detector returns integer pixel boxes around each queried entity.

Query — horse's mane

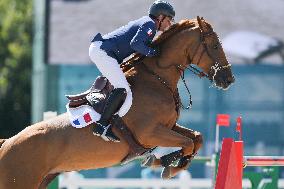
[152,19,196,45]
[121,19,197,72]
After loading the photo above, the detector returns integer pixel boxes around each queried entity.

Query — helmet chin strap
[157,16,166,31]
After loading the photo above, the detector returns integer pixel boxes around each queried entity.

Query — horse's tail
[0,139,6,148]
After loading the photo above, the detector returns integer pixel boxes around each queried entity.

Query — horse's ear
[197,16,202,25]
[201,17,207,24]
[197,16,204,32]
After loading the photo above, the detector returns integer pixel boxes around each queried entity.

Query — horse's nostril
[228,76,235,84]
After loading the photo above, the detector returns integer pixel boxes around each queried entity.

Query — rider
[89,0,175,142]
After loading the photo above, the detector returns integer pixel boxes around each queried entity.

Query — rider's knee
[117,89,133,117]
[89,43,97,63]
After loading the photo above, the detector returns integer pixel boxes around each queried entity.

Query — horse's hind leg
[38,173,60,189]
[0,147,48,189]
[0,172,41,189]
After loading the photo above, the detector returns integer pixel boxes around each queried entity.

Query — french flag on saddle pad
[72,113,92,126]
[66,104,100,128]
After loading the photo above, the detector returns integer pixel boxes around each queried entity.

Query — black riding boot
[92,88,127,142]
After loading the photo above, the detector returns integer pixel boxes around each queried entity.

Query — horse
[0,16,234,189]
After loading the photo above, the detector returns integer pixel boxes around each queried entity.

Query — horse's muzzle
[224,75,235,89]
[215,71,235,90]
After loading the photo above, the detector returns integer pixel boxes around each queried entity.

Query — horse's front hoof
[161,167,172,179]
[141,154,157,167]
[162,166,187,179]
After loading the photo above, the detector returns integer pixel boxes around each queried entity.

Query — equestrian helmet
[149,0,175,18]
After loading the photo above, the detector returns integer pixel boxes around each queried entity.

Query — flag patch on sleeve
[147,28,153,36]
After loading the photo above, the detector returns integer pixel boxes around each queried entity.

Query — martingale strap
[176,66,193,109]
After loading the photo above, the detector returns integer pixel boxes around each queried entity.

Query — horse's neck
[143,57,181,91]
[127,26,198,90]
[142,28,195,89]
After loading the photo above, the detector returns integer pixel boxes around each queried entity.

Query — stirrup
[92,123,105,137]
[102,125,120,142]
[94,124,120,142]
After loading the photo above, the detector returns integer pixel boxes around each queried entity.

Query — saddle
[66,76,151,164]
[66,76,113,114]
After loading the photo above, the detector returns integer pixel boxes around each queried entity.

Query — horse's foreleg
[140,124,195,171]
[142,123,203,179]
[142,124,195,156]
[162,124,203,178]
[172,123,203,152]
[142,123,203,167]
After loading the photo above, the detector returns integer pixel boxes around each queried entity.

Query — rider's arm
[130,22,158,57]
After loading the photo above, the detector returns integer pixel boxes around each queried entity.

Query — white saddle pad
[66,104,101,128]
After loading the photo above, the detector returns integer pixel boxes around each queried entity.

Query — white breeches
[89,41,132,117]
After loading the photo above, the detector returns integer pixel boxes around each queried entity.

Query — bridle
[151,20,232,110]
[179,26,232,82]
[122,19,232,111]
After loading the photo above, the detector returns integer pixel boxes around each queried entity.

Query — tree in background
[0,0,32,137]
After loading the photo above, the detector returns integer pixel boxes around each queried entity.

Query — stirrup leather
[100,125,111,141]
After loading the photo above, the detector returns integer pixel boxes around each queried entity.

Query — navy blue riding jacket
[91,16,158,63]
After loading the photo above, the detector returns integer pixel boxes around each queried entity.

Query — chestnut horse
[0,17,234,189]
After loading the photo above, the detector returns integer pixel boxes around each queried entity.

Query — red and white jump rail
[244,156,284,167]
